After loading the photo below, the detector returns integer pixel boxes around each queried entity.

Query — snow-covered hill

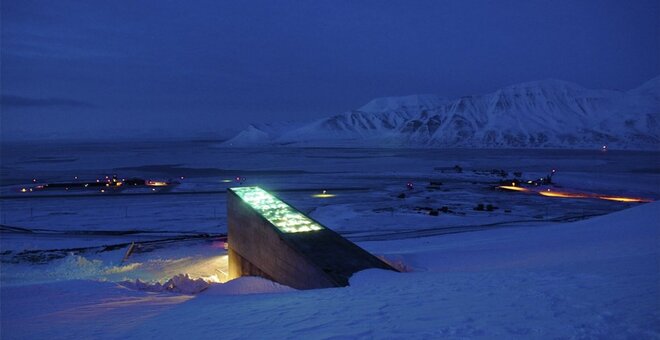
[220,122,299,146]
[224,77,660,149]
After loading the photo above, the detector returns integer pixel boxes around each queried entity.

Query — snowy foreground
[2,201,658,339]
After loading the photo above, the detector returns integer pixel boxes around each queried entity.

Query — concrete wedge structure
[227,187,397,290]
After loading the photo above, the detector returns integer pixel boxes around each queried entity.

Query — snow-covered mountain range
[224,77,660,149]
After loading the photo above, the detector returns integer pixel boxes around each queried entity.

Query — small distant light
[180,176,185,180]
[96,179,100,183]
[74,176,78,180]
[32,179,37,183]
[511,182,516,186]
[152,188,156,191]
[105,176,109,179]
[312,190,336,198]
[20,188,27,193]
[100,189,105,193]
[29,188,33,192]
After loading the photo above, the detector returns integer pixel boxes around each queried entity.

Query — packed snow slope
[225,76,660,149]
[2,201,658,339]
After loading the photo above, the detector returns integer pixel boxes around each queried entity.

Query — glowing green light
[221,179,233,183]
[231,187,324,233]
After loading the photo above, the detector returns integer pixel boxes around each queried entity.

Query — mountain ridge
[224,77,660,149]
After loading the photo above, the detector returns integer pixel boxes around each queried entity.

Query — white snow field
[1,200,658,339]
[1,142,659,339]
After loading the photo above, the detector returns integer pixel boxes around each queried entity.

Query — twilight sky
[1,0,658,140]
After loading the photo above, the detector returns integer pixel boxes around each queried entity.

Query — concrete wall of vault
[227,188,397,290]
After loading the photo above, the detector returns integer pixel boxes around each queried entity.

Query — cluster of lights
[17,175,172,195]
[231,187,324,233]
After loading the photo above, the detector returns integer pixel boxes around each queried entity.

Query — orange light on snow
[498,185,529,192]
[146,181,168,187]
[501,186,652,203]
[597,196,651,203]
[538,190,589,199]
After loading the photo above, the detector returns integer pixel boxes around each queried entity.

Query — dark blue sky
[2,0,658,140]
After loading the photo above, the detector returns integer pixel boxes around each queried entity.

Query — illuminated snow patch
[497,185,529,192]
[231,187,324,233]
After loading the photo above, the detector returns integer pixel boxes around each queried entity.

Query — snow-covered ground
[1,200,658,339]
[1,141,659,338]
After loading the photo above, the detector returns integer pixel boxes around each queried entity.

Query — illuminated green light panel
[231,187,324,233]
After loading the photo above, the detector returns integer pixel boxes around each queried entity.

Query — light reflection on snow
[312,190,336,198]
[498,185,652,203]
[597,196,650,203]
[497,185,529,192]
[538,190,589,199]
[0,253,230,286]
[104,262,143,274]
